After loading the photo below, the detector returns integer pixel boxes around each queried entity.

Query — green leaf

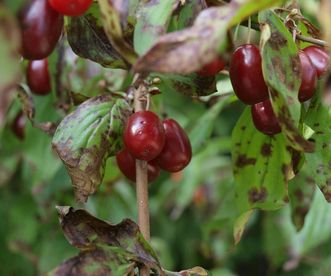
[52,95,132,202]
[233,210,254,245]
[49,207,162,275]
[304,83,331,202]
[189,96,234,154]
[232,108,291,214]
[98,0,138,65]
[0,6,22,129]
[134,0,178,55]
[259,10,314,152]
[134,0,282,74]
[67,4,126,69]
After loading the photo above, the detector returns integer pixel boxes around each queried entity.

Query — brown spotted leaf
[67,3,126,68]
[134,0,283,74]
[232,108,292,214]
[259,10,314,152]
[178,266,208,276]
[98,0,138,65]
[52,95,132,202]
[304,83,331,202]
[0,5,22,130]
[49,207,162,275]
[289,162,316,231]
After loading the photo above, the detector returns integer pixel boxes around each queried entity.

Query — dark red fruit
[298,51,317,102]
[230,44,269,105]
[116,149,160,183]
[156,119,192,172]
[197,58,225,77]
[11,111,26,140]
[49,0,93,16]
[303,45,329,77]
[251,99,281,135]
[27,59,51,95]
[124,111,165,161]
[19,0,63,60]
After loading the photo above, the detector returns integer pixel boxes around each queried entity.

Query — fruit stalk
[133,77,150,276]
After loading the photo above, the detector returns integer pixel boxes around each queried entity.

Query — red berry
[19,0,63,60]
[27,59,51,95]
[251,99,281,135]
[116,149,160,183]
[156,119,192,172]
[303,45,329,78]
[197,58,225,77]
[298,51,317,102]
[11,111,26,140]
[49,0,93,16]
[124,111,165,161]
[230,44,269,105]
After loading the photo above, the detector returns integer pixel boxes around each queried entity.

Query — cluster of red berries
[116,111,192,183]
[12,0,93,139]
[228,44,329,135]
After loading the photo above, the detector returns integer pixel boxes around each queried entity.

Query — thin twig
[133,74,150,276]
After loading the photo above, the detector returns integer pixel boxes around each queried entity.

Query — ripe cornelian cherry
[116,149,160,183]
[156,119,192,172]
[124,111,165,161]
[49,0,93,16]
[230,44,269,105]
[27,59,51,95]
[298,51,317,102]
[303,45,329,78]
[251,99,281,135]
[197,58,225,77]
[11,111,26,140]
[19,0,63,60]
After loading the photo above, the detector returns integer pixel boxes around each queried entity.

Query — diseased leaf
[134,0,179,55]
[304,84,331,202]
[67,4,126,69]
[289,162,315,231]
[49,207,162,275]
[259,10,314,152]
[52,95,132,202]
[156,73,217,97]
[232,108,292,214]
[98,0,138,65]
[134,0,282,74]
[0,6,22,130]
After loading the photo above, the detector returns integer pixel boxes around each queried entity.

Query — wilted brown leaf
[49,207,162,275]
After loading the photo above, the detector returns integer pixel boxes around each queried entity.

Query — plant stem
[134,77,150,276]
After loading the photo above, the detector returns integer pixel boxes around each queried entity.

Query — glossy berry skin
[116,149,160,183]
[11,111,26,140]
[303,45,329,78]
[298,51,317,102]
[27,59,51,95]
[230,44,269,105]
[156,119,192,172]
[124,111,165,161]
[49,0,93,16]
[19,0,63,60]
[197,58,225,77]
[251,99,281,135]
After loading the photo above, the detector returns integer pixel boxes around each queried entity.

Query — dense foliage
[1,0,331,275]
